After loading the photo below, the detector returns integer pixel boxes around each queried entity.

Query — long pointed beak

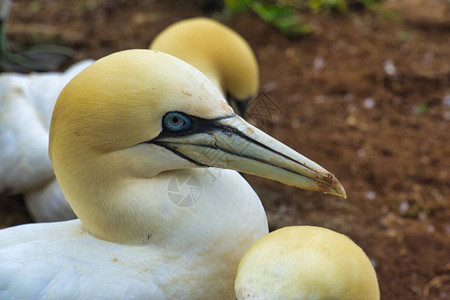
[153,115,346,198]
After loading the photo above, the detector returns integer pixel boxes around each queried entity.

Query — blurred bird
[150,17,258,116]
[235,226,379,300]
[0,60,93,221]
[0,50,345,298]
[1,17,259,222]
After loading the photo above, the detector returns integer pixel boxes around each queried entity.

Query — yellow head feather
[50,49,231,157]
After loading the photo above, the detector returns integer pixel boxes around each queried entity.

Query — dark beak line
[152,141,207,167]
[154,139,334,189]
[152,121,336,189]
[216,124,318,174]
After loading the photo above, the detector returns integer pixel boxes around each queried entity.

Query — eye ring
[163,112,191,131]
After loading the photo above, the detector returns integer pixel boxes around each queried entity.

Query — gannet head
[235,226,380,300]
[50,50,345,243]
[150,17,258,115]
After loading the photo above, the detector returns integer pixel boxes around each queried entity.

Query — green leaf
[223,0,313,37]
[251,2,295,21]
[224,0,251,14]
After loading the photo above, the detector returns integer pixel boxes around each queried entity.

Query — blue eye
[163,112,191,131]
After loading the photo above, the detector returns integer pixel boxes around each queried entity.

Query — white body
[0,169,268,299]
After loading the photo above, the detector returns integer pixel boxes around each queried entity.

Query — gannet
[235,226,380,300]
[0,50,345,299]
[150,17,258,116]
[2,17,258,222]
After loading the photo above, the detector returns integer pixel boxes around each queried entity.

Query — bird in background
[0,49,346,298]
[235,226,380,300]
[0,60,92,220]
[0,17,259,222]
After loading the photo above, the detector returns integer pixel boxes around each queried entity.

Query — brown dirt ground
[1,0,449,299]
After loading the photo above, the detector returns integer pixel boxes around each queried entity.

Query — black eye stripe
[154,113,236,139]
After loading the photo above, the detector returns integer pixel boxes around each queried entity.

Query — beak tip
[334,183,347,199]
[330,176,347,199]
[318,171,347,199]
[322,182,346,199]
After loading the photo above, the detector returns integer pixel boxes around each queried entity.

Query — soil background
[1,0,449,299]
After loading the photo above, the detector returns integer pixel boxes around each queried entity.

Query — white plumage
[0,60,92,220]
[1,169,267,299]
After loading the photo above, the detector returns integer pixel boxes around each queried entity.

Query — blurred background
[0,0,449,298]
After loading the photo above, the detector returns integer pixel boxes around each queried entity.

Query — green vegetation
[224,0,389,36]
[224,0,313,35]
